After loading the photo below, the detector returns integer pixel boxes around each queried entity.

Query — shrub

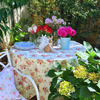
[45,41,100,100]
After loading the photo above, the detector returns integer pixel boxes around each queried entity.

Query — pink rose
[70,29,76,36]
[30,30,34,34]
[57,27,67,37]
[66,26,72,35]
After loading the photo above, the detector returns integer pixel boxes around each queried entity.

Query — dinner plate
[14,42,35,50]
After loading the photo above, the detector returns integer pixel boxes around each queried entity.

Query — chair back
[0,49,12,70]
[0,49,40,100]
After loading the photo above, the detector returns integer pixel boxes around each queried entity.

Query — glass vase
[29,34,41,47]
[29,33,36,43]
[53,32,59,46]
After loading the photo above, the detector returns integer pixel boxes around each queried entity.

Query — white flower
[33,26,37,33]
[28,27,32,32]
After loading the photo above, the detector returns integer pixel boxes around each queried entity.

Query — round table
[10,41,85,100]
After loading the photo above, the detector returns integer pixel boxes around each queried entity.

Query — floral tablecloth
[10,41,86,100]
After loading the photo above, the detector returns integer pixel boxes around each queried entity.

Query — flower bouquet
[45,16,66,45]
[57,26,76,37]
[36,24,53,37]
[28,24,53,47]
[57,26,76,50]
[28,24,38,43]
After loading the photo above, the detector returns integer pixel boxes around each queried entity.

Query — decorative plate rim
[14,41,35,50]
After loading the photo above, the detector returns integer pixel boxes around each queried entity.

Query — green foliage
[76,41,100,73]
[0,7,11,38]
[55,0,100,38]
[46,41,100,100]
[0,0,31,9]
[19,17,33,28]
[0,0,30,43]
[27,0,56,24]
[28,0,100,41]
[10,23,28,43]
[37,30,52,37]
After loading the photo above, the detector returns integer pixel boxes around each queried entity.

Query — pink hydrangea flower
[30,30,34,34]
[57,27,67,37]
[66,26,72,35]
[70,29,76,36]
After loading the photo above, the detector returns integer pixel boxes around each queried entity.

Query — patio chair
[0,49,40,100]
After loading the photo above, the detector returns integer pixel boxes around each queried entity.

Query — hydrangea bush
[45,41,100,100]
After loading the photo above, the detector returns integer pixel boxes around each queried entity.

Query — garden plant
[45,41,100,100]
[28,0,100,44]
[0,0,31,44]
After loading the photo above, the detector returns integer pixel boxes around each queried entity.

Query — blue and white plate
[14,42,35,50]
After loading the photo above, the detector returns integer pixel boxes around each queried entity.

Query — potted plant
[45,41,100,100]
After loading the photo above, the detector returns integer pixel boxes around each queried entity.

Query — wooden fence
[0,2,29,29]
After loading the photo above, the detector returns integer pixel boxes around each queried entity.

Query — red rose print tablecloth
[10,41,86,100]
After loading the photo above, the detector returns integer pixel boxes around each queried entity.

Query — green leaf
[0,15,2,21]
[20,32,27,37]
[79,96,92,100]
[52,77,57,88]
[48,92,60,100]
[45,69,56,77]
[83,41,94,53]
[52,77,64,88]
[88,83,100,93]
[90,52,96,58]
[15,23,21,28]
[50,92,60,100]
[48,93,53,100]
[79,96,84,100]
[95,48,100,58]
[0,24,6,33]
[95,94,100,100]
[50,84,57,93]
[71,88,79,99]
[80,86,92,98]
[68,76,79,85]
[53,62,61,71]
[76,51,89,60]
[63,70,71,80]
[56,77,64,88]
[67,63,75,70]
[87,87,96,92]
[15,35,21,41]
[54,71,63,76]
[62,95,69,100]
[97,80,100,88]
[84,79,91,84]
[16,1,19,7]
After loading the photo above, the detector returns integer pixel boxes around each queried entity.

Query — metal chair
[0,49,40,100]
